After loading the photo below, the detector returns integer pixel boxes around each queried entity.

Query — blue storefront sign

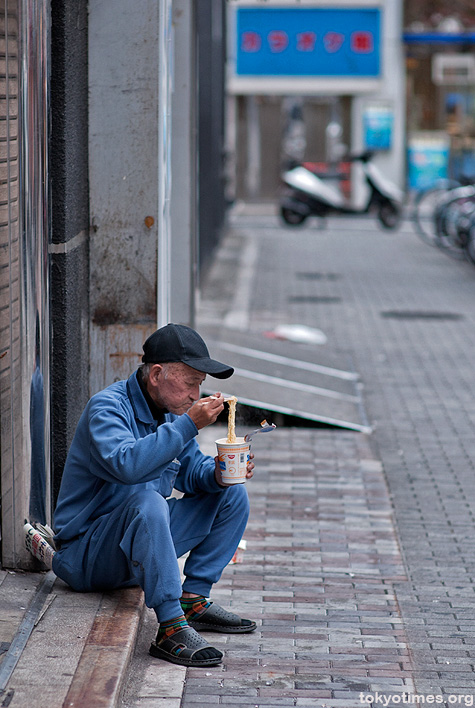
[407,132,450,191]
[363,103,393,150]
[236,7,381,77]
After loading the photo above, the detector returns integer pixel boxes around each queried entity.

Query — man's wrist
[182,412,198,435]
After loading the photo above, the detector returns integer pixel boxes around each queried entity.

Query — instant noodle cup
[216,437,250,484]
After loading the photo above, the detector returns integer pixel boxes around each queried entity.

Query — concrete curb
[62,587,144,708]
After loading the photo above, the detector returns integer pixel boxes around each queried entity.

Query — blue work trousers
[52,485,249,622]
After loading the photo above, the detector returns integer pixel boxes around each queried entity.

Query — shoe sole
[188,621,257,634]
[149,642,222,667]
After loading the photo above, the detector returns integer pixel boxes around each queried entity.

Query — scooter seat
[283,167,346,208]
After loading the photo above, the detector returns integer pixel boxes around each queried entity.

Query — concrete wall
[89,0,159,327]
[88,0,160,391]
[89,0,202,390]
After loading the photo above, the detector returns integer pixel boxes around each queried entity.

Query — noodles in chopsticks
[226,396,238,443]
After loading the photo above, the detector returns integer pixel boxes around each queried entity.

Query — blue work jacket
[53,371,223,544]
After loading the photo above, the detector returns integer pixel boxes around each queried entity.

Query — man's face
[147,362,206,414]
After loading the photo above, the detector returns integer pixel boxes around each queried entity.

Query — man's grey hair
[140,361,182,382]
[140,363,154,382]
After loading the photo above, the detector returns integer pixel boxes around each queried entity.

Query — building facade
[0,0,227,568]
[226,0,406,202]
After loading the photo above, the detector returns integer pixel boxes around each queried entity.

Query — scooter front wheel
[377,200,401,229]
[280,206,307,226]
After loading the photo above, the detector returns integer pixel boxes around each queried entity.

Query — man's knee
[224,483,250,517]
[127,489,170,526]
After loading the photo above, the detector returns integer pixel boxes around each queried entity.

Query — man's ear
[148,363,163,385]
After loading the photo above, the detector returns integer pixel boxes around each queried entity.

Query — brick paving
[181,426,413,708]
[124,208,475,707]
[195,208,475,706]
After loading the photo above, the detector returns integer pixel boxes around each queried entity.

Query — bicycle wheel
[435,201,466,259]
[435,188,475,260]
[465,219,475,266]
[413,180,460,246]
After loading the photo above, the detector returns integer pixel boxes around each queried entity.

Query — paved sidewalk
[122,424,411,708]
[124,205,475,706]
[3,204,475,707]
[184,426,411,707]
[193,204,475,706]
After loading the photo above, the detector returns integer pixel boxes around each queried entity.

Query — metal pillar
[157,0,173,327]
[170,0,196,327]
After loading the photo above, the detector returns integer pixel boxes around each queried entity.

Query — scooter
[279,151,404,229]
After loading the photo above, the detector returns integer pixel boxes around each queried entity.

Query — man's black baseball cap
[142,323,234,379]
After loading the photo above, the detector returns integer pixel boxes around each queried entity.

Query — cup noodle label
[218,443,250,482]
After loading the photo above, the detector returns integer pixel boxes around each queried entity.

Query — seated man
[52,323,255,667]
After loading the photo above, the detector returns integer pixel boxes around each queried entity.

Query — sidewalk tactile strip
[289,296,342,304]
[380,310,463,321]
[180,429,415,707]
[295,272,342,281]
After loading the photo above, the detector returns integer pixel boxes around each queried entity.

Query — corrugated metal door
[0,0,50,568]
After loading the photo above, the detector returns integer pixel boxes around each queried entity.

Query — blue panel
[403,32,475,44]
[407,139,450,190]
[236,7,381,77]
[363,104,393,150]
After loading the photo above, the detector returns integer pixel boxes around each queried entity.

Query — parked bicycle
[413,178,464,247]
[412,176,475,263]
[461,201,475,266]
[434,184,475,259]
